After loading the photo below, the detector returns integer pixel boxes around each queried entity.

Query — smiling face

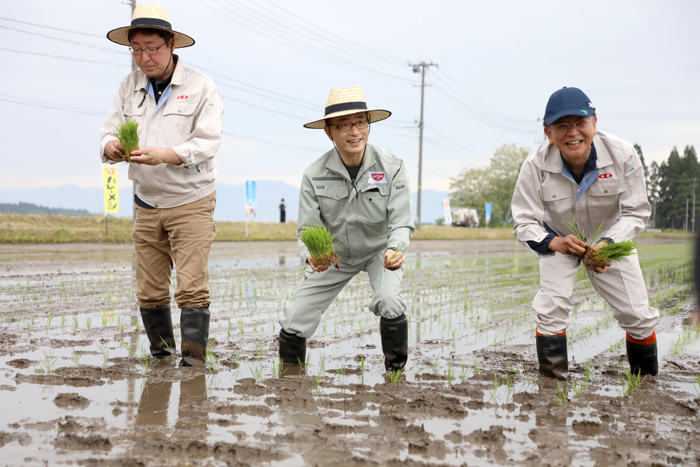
[130,31,174,81]
[544,115,597,167]
[324,112,370,164]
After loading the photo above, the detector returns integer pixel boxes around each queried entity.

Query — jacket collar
[133,54,182,92]
[325,144,377,180]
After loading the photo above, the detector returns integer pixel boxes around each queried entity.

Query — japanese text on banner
[103,166,119,214]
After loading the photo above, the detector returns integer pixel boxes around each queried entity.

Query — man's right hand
[104,140,125,162]
[549,234,587,257]
[307,256,330,272]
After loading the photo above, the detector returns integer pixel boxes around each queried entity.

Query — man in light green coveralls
[278,86,415,371]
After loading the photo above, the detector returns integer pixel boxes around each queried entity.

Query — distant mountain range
[0,181,451,224]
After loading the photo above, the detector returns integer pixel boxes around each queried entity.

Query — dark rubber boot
[627,334,658,376]
[380,314,408,372]
[140,305,176,358]
[278,329,306,365]
[536,333,568,380]
[179,307,210,367]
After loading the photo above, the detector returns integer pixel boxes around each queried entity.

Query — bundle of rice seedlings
[113,119,140,163]
[567,218,636,272]
[300,225,340,270]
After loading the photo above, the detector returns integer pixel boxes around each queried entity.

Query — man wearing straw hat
[99,4,223,367]
[277,86,415,372]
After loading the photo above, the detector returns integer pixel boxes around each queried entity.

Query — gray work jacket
[297,144,415,264]
[512,131,650,251]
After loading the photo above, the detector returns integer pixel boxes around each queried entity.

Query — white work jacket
[512,131,650,251]
[99,56,224,208]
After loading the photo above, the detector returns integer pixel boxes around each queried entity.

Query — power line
[0,47,124,66]
[0,16,103,38]
[258,0,406,65]
[0,25,123,54]
[197,0,414,84]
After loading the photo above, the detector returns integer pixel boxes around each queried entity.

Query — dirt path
[0,239,698,466]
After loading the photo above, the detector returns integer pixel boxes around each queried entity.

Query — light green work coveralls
[279,144,415,338]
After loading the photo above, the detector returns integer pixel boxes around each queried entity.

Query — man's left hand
[592,241,611,274]
[129,147,182,165]
[384,249,404,270]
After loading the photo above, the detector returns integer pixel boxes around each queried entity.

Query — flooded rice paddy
[0,239,698,466]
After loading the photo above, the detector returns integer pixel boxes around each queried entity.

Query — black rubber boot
[536,333,568,380]
[627,339,658,376]
[278,329,306,365]
[380,314,408,372]
[140,305,176,358]
[179,307,210,367]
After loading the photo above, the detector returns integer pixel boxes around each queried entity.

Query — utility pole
[410,61,436,229]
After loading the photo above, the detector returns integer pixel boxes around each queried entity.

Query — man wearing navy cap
[511,87,658,380]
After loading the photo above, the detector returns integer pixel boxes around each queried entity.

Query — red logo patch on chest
[371,173,385,182]
[176,95,189,99]
[598,173,613,179]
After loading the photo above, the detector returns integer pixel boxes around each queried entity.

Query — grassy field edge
[0,213,692,244]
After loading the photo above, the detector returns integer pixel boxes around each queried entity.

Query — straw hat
[107,4,195,48]
[304,86,391,129]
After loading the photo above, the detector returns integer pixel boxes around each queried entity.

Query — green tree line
[0,202,93,217]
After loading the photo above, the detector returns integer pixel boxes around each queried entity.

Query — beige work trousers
[533,251,658,341]
[132,192,216,309]
[279,250,406,339]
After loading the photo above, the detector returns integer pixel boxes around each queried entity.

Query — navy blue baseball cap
[544,87,596,126]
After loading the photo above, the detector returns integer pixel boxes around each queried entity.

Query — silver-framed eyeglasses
[550,117,593,132]
[128,42,167,56]
[328,120,369,132]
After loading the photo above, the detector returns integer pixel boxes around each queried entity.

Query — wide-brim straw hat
[304,86,391,129]
[107,4,195,48]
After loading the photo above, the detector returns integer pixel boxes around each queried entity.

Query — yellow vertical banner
[103,166,119,214]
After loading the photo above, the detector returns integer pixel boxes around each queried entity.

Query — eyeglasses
[328,120,369,132]
[549,117,593,132]
[128,42,167,56]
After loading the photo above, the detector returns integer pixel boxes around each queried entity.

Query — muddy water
[0,239,699,466]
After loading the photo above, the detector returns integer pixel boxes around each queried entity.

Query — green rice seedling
[695,375,700,396]
[415,365,425,377]
[359,356,366,373]
[572,378,586,395]
[459,364,469,382]
[85,316,92,330]
[619,362,645,396]
[312,372,324,390]
[583,361,595,382]
[432,350,442,374]
[384,241,406,270]
[445,363,455,386]
[386,368,404,383]
[114,119,140,161]
[271,357,287,378]
[71,348,81,366]
[489,374,500,402]
[120,340,135,357]
[300,225,340,270]
[138,344,151,372]
[567,218,636,272]
[160,337,177,364]
[556,381,568,405]
[204,347,219,372]
[95,341,109,365]
[38,349,57,374]
[61,313,66,329]
[318,353,326,373]
[248,364,264,384]
[473,361,481,375]
[508,362,525,376]
[336,362,347,376]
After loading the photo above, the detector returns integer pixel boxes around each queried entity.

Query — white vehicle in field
[451,208,479,228]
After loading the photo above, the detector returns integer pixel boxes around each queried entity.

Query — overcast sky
[1,0,699,194]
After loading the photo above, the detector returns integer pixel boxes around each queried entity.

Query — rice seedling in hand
[300,225,340,270]
[567,218,636,273]
[113,119,140,163]
[383,241,406,270]
[113,119,163,164]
